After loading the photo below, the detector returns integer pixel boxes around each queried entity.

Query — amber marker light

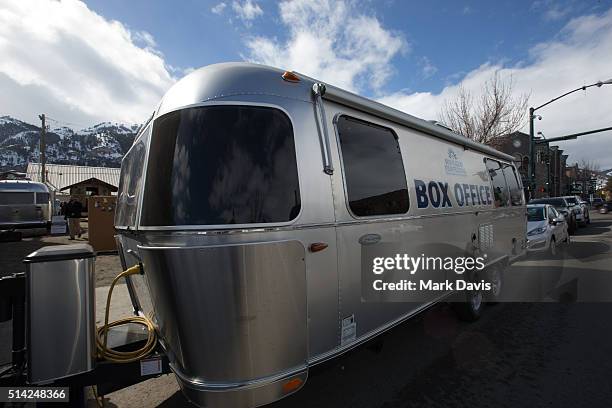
[282,71,300,82]
[309,242,329,252]
[282,377,303,394]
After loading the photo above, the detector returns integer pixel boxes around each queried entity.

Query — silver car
[563,195,590,226]
[527,204,569,255]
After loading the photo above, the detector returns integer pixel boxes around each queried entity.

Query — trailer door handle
[309,242,329,252]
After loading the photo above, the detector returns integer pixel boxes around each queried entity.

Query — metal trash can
[24,244,96,384]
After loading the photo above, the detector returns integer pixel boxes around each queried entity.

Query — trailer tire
[486,265,505,304]
[453,280,483,322]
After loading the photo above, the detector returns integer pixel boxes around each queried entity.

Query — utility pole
[536,132,552,197]
[546,146,551,197]
[39,114,46,183]
[528,107,535,199]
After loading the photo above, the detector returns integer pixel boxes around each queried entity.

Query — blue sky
[83,0,608,96]
[1,0,611,167]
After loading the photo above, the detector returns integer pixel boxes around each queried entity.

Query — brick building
[494,132,569,199]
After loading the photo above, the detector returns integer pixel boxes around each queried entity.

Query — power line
[46,116,139,130]
[45,116,92,129]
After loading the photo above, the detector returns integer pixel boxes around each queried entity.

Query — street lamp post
[528,78,612,199]
[529,107,535,197]
[537,132,551,196]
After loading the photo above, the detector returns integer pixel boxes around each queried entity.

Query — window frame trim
[134,101,304,231]
[333,113,410,220]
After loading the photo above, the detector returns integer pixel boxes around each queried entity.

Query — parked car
[527,204,569,255]
[529,197,578,234]
[563,195,589,226]
[590,197,604,209]
[600,201,612,214]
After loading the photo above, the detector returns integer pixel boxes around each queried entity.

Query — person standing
[64,197,83,240]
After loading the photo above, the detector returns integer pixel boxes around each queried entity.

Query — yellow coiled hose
[95,264,157,363]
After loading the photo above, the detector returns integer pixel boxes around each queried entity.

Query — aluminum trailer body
[0,180,51,230]
[114,62,526,407]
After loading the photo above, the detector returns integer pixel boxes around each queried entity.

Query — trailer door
[326,110,434,346]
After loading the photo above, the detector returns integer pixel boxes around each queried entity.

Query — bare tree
[579,159,600,175]
[439,72,529,147]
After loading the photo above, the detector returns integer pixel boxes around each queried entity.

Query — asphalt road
[267,212,612,408]
[273,214,612,408]
[2,213,611,407]
[162,212,612,408]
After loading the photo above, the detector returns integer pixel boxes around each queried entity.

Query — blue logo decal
[444,149,467,176]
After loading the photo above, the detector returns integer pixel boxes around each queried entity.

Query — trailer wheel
[453,282,483,322]
[486,265,505,304]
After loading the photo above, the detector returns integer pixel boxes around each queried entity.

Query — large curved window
[140,105,301,226]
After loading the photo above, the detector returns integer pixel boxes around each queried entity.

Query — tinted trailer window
[116,125,149,228]
[336,116,409,217]
[0,192,34,205]
[502,165,523,206]
[35,192,50,205]
[141,105,301,226]
[485,159,510,207]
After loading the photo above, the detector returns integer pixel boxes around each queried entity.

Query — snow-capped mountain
[0,116,140,170]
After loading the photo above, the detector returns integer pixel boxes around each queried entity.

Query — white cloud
[211,2,227,15]
[134,30,157,48]
[243,0,406,93]
[532,0,572,22]
[0,0,176,126]
[232,0,263,23]
[419,56,438,78]
[544,6,571,21]
[378,8,612,169]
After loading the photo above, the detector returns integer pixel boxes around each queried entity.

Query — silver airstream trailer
[0,180,51,229]
[115,62,526,407]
